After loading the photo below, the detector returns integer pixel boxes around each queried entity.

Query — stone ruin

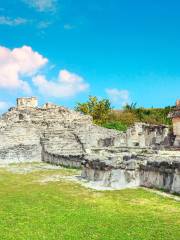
[17,97,38,108]
[0,97,179,194]
[169,99,180,147]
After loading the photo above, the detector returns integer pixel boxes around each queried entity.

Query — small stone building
[17,97,38,108]
[169,100,180,147]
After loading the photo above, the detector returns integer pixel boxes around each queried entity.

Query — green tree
[75,96,112,124]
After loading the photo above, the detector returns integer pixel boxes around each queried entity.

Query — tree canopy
[75,96,112,124]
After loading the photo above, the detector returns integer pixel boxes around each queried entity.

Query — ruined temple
[0,97,179,194]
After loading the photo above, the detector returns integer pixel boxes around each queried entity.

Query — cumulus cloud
[0,16,28,26]
[0,45,48,93]
[106,88,130,106]
[33,70,89,98]
[22,0,57,12]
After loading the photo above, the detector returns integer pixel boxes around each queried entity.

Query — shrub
[75,96,112,124]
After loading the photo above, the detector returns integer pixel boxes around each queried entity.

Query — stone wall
[169,99,180,147]
[0,120,42,164]
[42,151,83,168]
[126,123,170,148]
[140,160,180,193]
[172,118,180,147]
[81,150,180,194]
[0,144,41,164]
[173,118,180,136]
[81,164,140,189]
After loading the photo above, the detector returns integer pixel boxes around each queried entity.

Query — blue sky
[0,0,180,111]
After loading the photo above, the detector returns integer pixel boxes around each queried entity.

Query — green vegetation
[75,96,111,124]
[123,104,173,125]
[75,97,174,131]
[102,121,128,131]
[0,163,179,240]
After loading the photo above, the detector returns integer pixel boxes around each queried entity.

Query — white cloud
[33,69,89,98]
[0,45,48,93]
[106,88,130,106]
[0,16,28,26]
[22,0,57,12]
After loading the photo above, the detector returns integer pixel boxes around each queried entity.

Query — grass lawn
[0,163,179,240]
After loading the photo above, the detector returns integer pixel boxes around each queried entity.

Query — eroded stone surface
[81,149,180,194]
[0,102,171,165]
[0,99,179,194]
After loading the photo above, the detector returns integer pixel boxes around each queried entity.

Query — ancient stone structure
[0,97,179,194]
[126,123,170,148]
[0,99,91,165]
[81,150,180,193]
[17,97,38,108]
[169,100,180,147]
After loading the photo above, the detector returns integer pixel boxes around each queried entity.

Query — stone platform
[81,148,180,194]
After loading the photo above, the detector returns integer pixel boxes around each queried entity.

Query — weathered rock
[81,150,180,193]
[0,98,179,194]
[0,99,171,164]
[139,157,180,193]
[0,104,92,164]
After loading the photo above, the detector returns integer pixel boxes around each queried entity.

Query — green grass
[0,164,179,240]
[101,121,128,132]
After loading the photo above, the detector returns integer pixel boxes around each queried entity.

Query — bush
[75,96,112,124]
